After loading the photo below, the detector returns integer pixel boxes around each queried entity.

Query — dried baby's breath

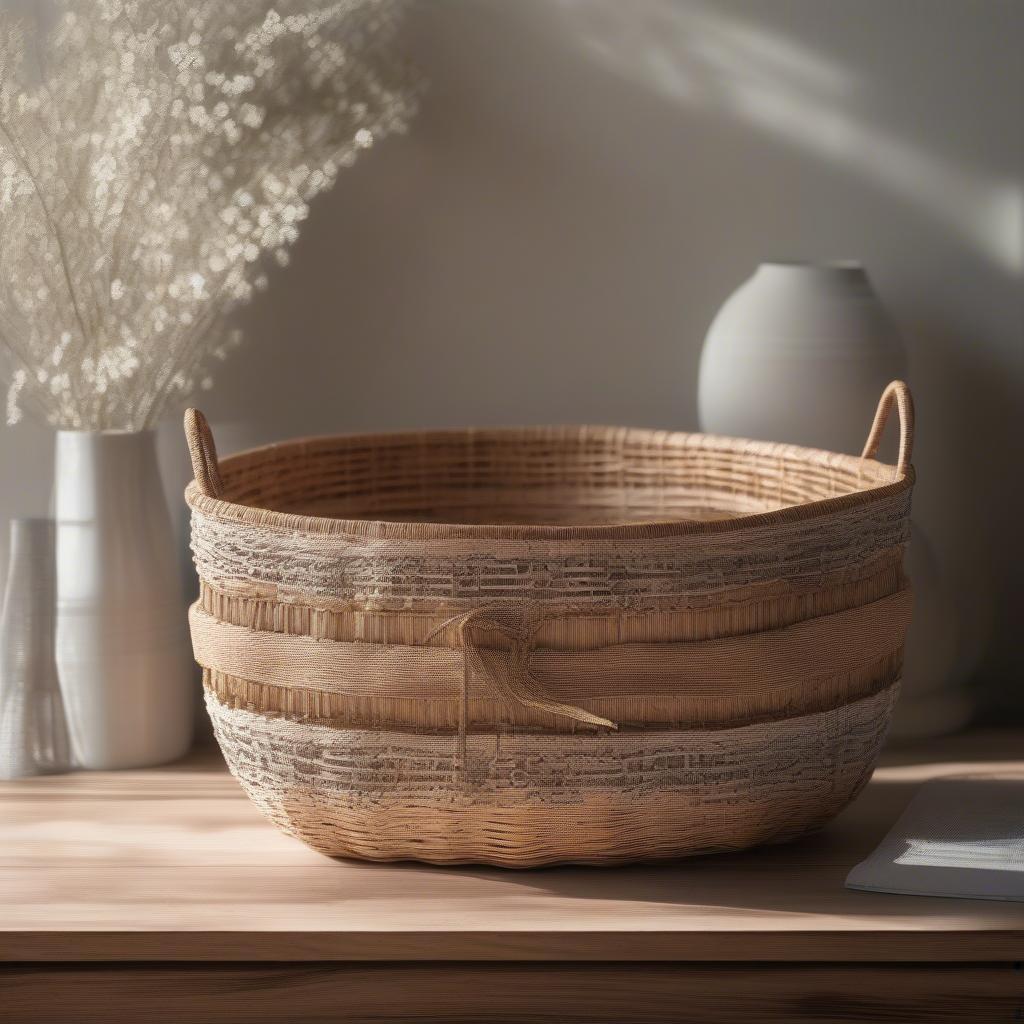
[0,1,417,430]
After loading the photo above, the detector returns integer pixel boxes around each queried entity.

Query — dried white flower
[0,0,419,429]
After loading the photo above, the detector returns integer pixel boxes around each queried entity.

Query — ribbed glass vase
[0,518,71,778]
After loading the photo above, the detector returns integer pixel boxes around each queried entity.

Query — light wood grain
[2,964,1021,1023]
[1,732,1023,963]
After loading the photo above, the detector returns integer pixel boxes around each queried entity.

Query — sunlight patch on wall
[553,0,1022,274]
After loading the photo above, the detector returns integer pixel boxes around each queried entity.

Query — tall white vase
[698,262,906,454]
[54,431,194,769]
[698,261,969,739]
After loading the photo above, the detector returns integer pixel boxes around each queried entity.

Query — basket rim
[184,423,914,541]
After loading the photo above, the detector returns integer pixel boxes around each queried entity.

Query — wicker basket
[184,381,915,867]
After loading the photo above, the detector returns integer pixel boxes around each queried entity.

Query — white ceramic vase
[54,430,194,769]
[698,261,906,454]
[0,518,71,778]
[698,261,969,739]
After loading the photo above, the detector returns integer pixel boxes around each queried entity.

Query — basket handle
[861,380,914,477]
[184,408,224,499]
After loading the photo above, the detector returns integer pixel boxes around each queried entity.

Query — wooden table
[2,731,1023,1022]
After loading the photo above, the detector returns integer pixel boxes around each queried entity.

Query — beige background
[1,0,1021,718]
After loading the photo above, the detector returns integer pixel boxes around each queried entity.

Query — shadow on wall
[903,314,1018,708]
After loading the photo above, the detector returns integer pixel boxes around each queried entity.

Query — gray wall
[2,1,1021,716]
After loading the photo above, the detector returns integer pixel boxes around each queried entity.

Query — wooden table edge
[2,929,1023,962]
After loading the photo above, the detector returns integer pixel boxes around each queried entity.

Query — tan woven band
[190,587,910,715]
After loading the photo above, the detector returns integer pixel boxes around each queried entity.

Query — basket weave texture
[185,382,915,867]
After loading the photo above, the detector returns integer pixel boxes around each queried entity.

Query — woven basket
[184,381,915,867]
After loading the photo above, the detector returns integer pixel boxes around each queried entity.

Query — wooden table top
[2,730,1023,963]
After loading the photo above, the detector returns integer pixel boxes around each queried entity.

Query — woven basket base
[206,683,898,867]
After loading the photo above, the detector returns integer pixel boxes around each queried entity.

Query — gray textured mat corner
[847,776,1024,902]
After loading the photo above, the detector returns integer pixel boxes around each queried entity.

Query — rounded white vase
[698,260,969,739]
[698,261,906,454]
[54,430,194,769]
